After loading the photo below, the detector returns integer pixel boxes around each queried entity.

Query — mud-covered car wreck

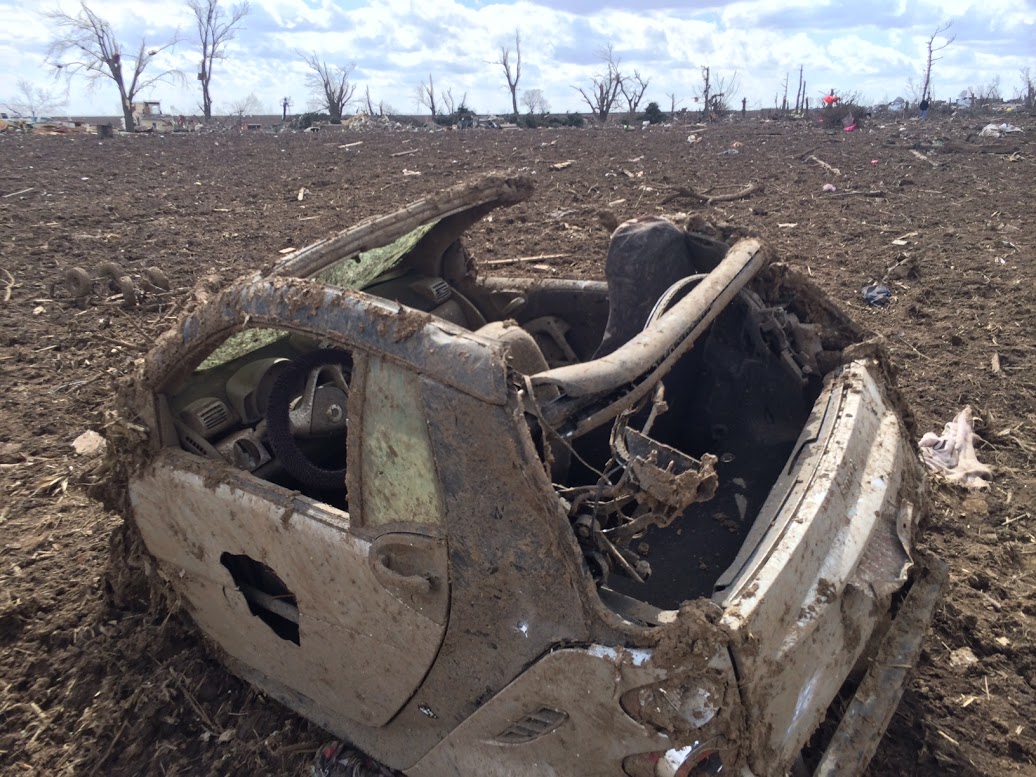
[109,175,945,777]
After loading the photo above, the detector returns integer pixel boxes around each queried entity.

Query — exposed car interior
[166,215,851,609]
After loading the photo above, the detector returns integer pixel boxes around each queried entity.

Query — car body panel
[128,453,449,726]
[407,647,676,777]
[718,361,920,769]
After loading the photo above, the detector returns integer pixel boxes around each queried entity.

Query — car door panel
[129,452,447,727]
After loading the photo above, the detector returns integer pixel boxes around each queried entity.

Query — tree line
[7,4,1034,130]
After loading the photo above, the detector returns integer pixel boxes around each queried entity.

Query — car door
[129,327,449,730]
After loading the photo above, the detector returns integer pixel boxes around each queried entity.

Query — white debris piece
[979,122,1023,138]
[72,430,107,456]
[918,406,992,489]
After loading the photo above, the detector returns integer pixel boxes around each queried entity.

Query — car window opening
[172,332,351,508]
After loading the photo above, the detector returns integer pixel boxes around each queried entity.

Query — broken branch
[485,253,569,266]
[824,190,886,199]
[806,155,841,176]
[910,150,939,167]
[662,182,763,206]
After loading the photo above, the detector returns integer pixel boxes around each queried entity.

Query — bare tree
[965,76,1002,109]
[440,87,467,118]
[2,79,66,117]
[694,66,739,120]
[188,0,250,120]
[521,88,549,115]
[1020,67,1035,110]
[301,53,356,123]
[619,70,650,119]
[573,44,624,123]
[227,91,262,122]
[416,74,438,117]
[794,65,806,112]
[919,21,954,101]
[44,1,184,132]
[360,86,393,116]
[666,92,682,118]
[496,29,522,121]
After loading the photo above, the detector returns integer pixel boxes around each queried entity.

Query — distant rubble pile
[341,114,408,131]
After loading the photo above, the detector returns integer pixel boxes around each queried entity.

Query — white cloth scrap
[918,406,992,489]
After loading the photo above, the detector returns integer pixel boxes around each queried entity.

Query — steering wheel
[265,349,352,491]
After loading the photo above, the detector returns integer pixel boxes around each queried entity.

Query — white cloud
[2,0,1032,117]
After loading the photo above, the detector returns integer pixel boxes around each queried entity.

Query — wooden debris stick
[937,730,961,747]
[910,150,939,167]
[485,253,569,266]
[2,187,35,198]
[704,182,764,204]
[662,182,764,205]
[807,155,840,176]
[824,190,886,199]
[390,148,420,157]
[1,268,14,303]
[339,141,364,148]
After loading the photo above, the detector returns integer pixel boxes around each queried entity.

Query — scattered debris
[919,406,993,490]
[910,149,938,167]
[661,182,763,206]
[861,283,892,306]
[803,153,841,176]
[949,646,979,668]
[297,188,309,201]
[883,255,918,281]
[72,430,107,456]
[825,190,886,199]
[550,160,575,170]
[485,253,568,266]
[979,122,1022,138]
[1,267,14,302]
[313,741,398,777]
[0,441,24,464]
[822,183,837,192]
[59,263,170,308]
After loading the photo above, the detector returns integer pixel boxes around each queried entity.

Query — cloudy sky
[1,0,1034,118]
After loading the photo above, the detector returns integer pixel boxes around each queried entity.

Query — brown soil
[2,116,1034,776]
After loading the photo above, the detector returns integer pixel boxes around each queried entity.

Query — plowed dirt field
[1,115,1034,776]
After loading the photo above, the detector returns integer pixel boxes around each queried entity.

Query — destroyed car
[110,175,945,777]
